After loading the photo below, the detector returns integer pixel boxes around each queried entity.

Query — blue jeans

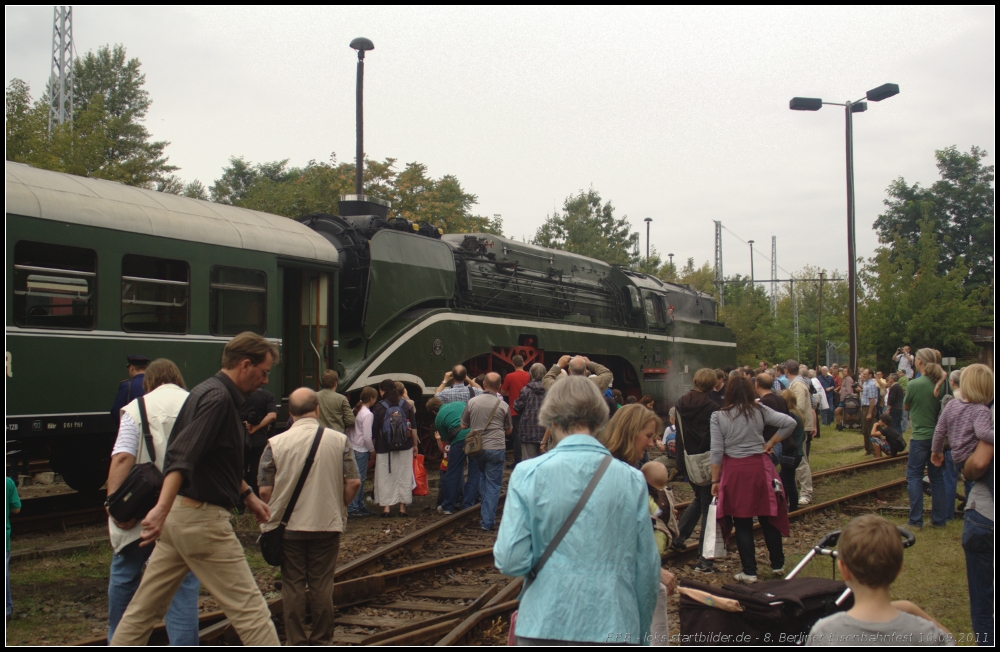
[473,449,505,530]
[440,439,481,512]
[348,450,370,514]
[942,450,959,521]
[900,409,909,432]
[963,509,994,646]
[108,539,201,645]
[890,409,903,433]
[906,438,946,528]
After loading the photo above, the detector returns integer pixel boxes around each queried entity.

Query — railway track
[66,453,908,645]
[10,492,107,534]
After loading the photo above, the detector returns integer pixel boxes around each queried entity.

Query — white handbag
[701,498,726,559]
[677,409,712,486]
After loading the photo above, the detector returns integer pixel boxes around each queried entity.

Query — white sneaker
[734,572,757,583]
[798,497,811,506]
[772,567,785,576]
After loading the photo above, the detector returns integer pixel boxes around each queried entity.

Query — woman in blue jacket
[494,376,660,645]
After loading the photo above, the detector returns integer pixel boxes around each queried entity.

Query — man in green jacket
[317,371,355,433]
[428,397,479,515]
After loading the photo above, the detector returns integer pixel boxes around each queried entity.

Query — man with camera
[893,346,915,380]
[435,365,483,404]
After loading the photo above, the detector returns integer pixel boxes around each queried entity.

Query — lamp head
[790,97,822,111]
[350,37,374,59]
[644,217,652,223]
[866,83,899,102]
[850,101,868,113]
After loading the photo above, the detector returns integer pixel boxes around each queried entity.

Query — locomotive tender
[5,162,734,491]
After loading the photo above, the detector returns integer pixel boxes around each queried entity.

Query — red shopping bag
[413,453,429,496]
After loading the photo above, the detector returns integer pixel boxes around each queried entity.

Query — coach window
[13,241,97,329]
[121,255,190,334]
[210,266,267,336]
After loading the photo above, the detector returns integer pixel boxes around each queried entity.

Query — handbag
[464,397,502,459]
[508,454,613,645]
[259,424,325,566]
[106,397,164,523]
[676,409,712,486]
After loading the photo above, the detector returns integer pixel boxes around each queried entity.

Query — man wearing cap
[111,356,149,419]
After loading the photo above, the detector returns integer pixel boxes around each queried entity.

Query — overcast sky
[6,6,995,280]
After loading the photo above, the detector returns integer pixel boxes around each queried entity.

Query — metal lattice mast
[793,278,800,361]
[770,236,778,318]
[714,220,724,306]
[48,6,74,132]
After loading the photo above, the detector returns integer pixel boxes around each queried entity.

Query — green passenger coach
[6,161,340,491]
[6,162,735,491]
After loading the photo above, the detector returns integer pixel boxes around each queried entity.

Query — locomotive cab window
[642,290,668,328]
[210,266,267,335]
[13,241,97,329]
[121,255,190,334]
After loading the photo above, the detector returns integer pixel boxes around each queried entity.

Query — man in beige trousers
[111,333,281,646]
[258,387,360,645]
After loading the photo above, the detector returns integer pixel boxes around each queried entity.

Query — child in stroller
[835,394,862,430]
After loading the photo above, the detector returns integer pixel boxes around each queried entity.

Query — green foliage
[677,258,716,295]
[533,188,639,266]
[5,44,178,189]
[860,219,981,371]
[874,146,994,311]
[719,276,777,365]
[210,155,501,234]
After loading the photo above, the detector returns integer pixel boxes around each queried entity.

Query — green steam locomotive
[5,161,734,492]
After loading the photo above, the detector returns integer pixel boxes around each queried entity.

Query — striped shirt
[932,400,994,465]
[861,378,879,407]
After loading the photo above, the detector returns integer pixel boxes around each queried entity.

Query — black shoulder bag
[259,425,325,566]
[107,397,164,523]
[508,454,613,643]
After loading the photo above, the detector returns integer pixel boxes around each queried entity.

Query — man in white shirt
[893,346,914,380]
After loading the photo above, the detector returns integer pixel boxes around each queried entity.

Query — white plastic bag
[701,498,725,559]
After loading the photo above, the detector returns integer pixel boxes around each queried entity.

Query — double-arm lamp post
[789,83,899,375]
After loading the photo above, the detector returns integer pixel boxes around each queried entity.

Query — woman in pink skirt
[710,376,797,583]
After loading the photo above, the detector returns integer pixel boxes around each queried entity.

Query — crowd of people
[5,334,990,646]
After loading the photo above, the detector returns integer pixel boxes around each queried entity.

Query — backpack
[380,400,410,452]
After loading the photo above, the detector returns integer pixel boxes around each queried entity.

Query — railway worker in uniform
[257,387,360,646]
[111,355,149,419]
[542,355,613,393]
[105,358,200,645]
[461,372,512,531]
[316,370,355,434]
[494,375,660,644]
[110,333,281,647]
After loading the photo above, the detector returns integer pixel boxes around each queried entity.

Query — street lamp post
[748,240,755,287]
[350,37,375,196]
[644,217,652,261]
[790,83,899,375]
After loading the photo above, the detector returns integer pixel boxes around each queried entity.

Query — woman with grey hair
[494,376,660,644]
[513,363,548,460]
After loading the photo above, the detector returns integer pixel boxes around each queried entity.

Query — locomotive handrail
[501,244,554,264]
[122,296,188,307]
[209,282,267,292]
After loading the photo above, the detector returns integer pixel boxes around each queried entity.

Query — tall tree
[873,146,994,309]
[718,276,777,366]
[6,44,177,188]
[860,219,981,371]
[533,188,639,267]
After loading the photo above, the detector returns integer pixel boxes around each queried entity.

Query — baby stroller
[678,527,915,645]
[836,394,862,430]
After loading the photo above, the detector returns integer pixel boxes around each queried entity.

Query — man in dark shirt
[111,333,281,646]
[241,388,278,495]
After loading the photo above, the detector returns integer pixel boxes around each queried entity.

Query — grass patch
[788,511,973,643]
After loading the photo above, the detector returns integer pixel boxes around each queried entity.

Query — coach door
[282,268,330,391]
